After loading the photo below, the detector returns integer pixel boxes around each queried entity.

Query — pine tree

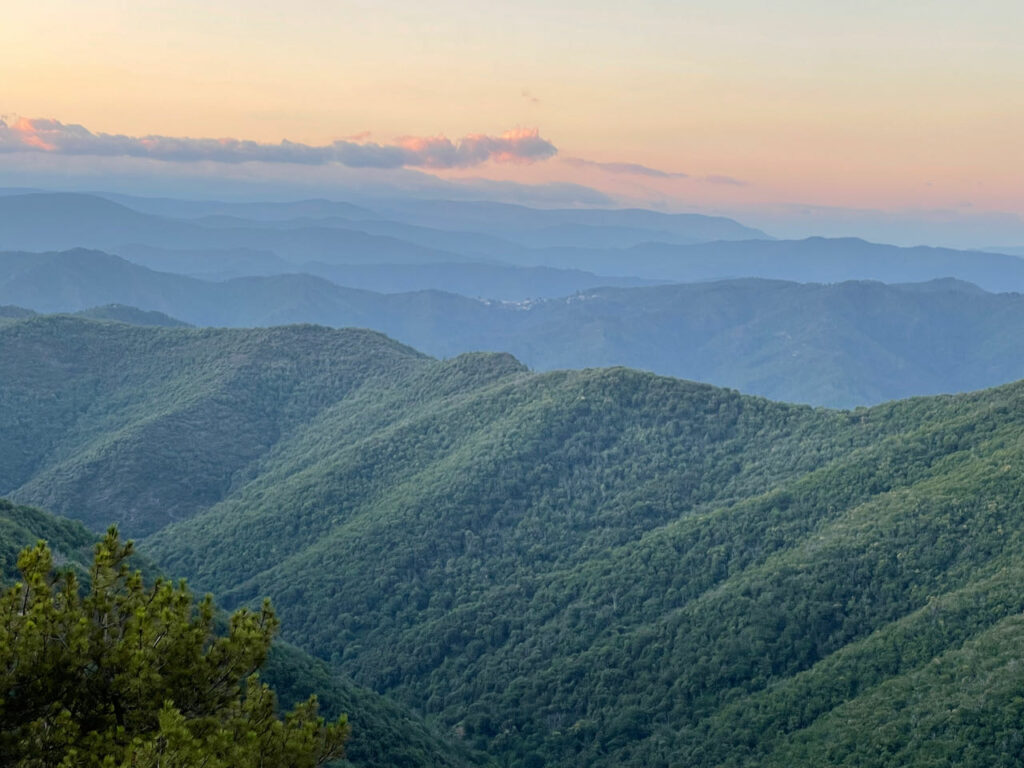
[0,527,349,767]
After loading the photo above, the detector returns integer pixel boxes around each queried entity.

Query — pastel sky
[3,0,1023,243]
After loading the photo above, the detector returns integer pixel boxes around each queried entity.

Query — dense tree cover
[2,304,186,327]
[0,499,95,579]
[146,360,1024,767]
[0,500,482,768]
[6,318,1024,765]
[0,305,38,320]
[0,317,431,535]
[0,527,348,767]
[73,304,190,327]
[264,643,483,768]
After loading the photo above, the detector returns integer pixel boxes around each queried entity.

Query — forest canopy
[0,528,349,768]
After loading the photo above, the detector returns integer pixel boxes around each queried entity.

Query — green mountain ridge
[4,316,1024,765]
[74,303,191,326]
[0,498,96,578]
[0,316,430,536]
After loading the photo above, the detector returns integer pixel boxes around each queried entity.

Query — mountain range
[0,192,763,266]
[3,317,1024,766]
[6,192,1024,293]
[524,236,1024,291]
[6,189,1024,767]
[100,192,770,248]
[111,243,662,298]
[5,249,1024,406]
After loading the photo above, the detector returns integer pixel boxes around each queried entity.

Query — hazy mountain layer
[529,236,1024,291]
[6,192,1023,295]
[104,192,768,248]
[0,193,478,265]
[5,250,1024,406]
[0,192,763,268]
[114,243,660,299]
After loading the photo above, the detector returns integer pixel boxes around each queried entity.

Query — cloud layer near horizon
[561,156,747,187]
[0,117,558,169]
[562,156,690,179]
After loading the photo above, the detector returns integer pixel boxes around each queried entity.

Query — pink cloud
[397,128,556,168]
[10,117,57,151]
[0,116,557,170]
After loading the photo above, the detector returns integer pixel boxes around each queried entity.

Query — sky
[2,0,1023,245]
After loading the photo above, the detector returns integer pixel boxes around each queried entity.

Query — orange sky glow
[2,0,1021,217]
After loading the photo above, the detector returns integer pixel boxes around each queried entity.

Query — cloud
[562,156,689,179]
[702,174,746,186]
[0,146,613,209]
[562,158,747,187]
[0,117,557,170]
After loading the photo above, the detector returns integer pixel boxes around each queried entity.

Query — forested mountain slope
[5,316,1024,765]
[0,303,188,327]
[0,498,482,768]
[0,315,867,540]
[0,317,432,535]
[0,498,95,578]
[74,303,190,326]
[5,252,1024,405]
[431,277,1024,407]
[146,370,1024,768]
